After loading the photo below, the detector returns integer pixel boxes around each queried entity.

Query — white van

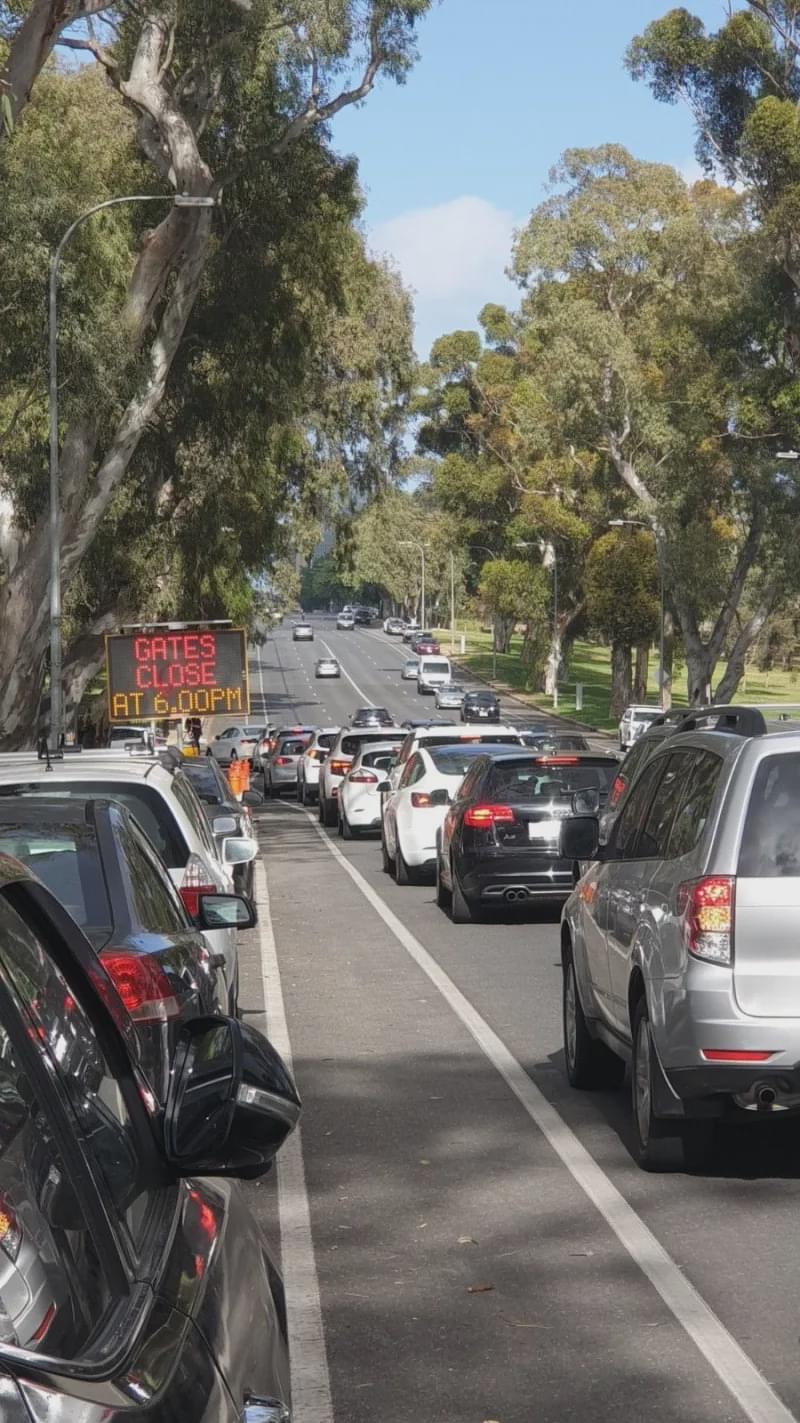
[417,656,452,694]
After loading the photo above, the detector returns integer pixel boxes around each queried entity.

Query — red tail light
[349,771,378,784]
[701,1049,774,1062]
[100,951,180,1023]
[677,876,734,965]
[464,803,516,828]
[329,759,351,776]
[275,756,293,766]
[609,774,626,808]
[411,791,433,807]
[179,853,216,917]
[534,755,579,765]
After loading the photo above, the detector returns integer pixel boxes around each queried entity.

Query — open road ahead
[236,617,800,1423]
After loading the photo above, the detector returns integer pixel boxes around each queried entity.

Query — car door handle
[241,1397,290,1422]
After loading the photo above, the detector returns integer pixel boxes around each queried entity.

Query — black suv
[461,690,501,723]
[0,854,298,1421]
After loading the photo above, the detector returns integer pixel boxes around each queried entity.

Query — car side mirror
[165,1016,301,1180]
[560,816,600,861]
[378,780,392,793]
[197,893,257,931]
[572,788,600,816]
[243,788,264,807]
[429,788,450,807]
[213,814,239,836]
[223,835,258,865]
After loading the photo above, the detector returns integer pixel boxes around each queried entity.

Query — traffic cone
[240,758,251,793]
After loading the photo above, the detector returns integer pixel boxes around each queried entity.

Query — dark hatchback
[0,854,298,1422]
[351,707,394,729]
[461,690,501,723]
[0,798,235,1097]
[436,750,620,921]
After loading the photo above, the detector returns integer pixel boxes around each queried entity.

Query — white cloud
[370,196,519,357]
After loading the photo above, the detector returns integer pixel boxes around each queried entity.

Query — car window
[341,733,403,757]
[457,762,486,802]
[220,729,238,740]
[614,737,650,791]
[611,759,665,859]
[170,775,217,859]
[182,760,228,804]
[739,752,800,877]
[665,750,723,859]
[428,745,496,775]
[113,814,189,935]
[317,734,337,751]
[5,783,187,868]
[360,749,395,770]
[636,752,694,859]
[0,820,113,948]
[487,761,616,801]
[278,740,308,757]
[0,898,160,1260]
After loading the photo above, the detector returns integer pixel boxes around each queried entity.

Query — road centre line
[320,636,373,705]
[254,858,334,1423]
[287,803,797,1423]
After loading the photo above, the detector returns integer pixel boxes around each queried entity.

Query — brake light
[534,756,579,766]
[701,1049,775,1062]
[179,854,216,917]
[329,759,351,776]
[464,803,516,828]
[0,1194,22,1261]
[411,792,434,807]
[677,876,734,965]
[609,774,626,808]
[275,756,293,766]
[100,951,180,1023]
[349,771,378,784]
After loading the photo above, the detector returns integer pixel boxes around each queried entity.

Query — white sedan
[208,724,266,765]
[297,727,340,805]
[337,742,398,839]
[381,741,504,884]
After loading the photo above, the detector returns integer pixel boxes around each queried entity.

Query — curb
[446,653,613,740]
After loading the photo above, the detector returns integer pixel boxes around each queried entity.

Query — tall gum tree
[511,144,800,704]
[0,0,431,744]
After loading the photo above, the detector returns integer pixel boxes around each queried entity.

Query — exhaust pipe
[504,887,529,903]
[757,1085,777,1109]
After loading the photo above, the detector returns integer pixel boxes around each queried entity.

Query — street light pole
[48,191,216,749]
[450,550,456,655]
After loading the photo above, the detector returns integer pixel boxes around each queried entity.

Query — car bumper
[463,712,500,722]
[270,767,298,787]
[460,852,575,900]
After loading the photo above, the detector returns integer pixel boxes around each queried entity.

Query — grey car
[435,683,465,710]
[315,657,340,678]
[265,732,312,797]
[561,703,800,1170]
[402,658,420,681]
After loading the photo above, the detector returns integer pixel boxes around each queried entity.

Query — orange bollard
[240,758,251,793]
[227,761,242,797]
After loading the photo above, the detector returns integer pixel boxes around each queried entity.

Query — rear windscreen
[739,754,800,876]
[317,733,337,750]
[341,733,404,756]
[278,739,308,756]
[2,782,187,867]
[418,734,519,751]
[429,745,502,775]
[487,762,617,801]
[0,821,112,943]
[360,750,396,770]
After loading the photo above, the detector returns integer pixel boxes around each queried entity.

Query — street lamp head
[174,194,219,208]
[776,450,800,460]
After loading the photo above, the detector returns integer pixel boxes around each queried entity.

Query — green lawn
[432,627,800,732]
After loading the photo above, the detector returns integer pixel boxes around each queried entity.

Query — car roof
[0,752,170,785]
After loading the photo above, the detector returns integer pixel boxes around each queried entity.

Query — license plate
[529,819,560,843]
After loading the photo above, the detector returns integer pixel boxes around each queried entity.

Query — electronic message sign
[105,628,250,722]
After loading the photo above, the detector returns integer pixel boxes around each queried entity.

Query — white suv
[318,727,405,827]
[618,704,662,750]
[0,751,256,1012]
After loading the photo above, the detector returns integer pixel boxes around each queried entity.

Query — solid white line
[292,811,797,1423]
[254,859,334,1423]
[320,637,372,705]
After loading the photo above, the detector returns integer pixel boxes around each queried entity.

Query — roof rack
[674,705,767,738]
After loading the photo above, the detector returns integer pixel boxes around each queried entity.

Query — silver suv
[560,704,800,1169]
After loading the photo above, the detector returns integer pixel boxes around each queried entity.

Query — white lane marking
[254,858,334,1423]
[320,637,372,704]
[289,808,797,1423]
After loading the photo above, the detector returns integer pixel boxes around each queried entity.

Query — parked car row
[0,740,300,1416]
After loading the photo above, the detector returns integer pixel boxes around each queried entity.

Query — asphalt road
[236,618,800,1423]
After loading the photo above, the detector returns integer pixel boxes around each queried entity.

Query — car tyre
[450,857,474,923]
[630,998,712,1171]
[341,809,358,840]
[322,796,338,828]
[381,832,394,874]
[435,846,451,911]
[562,952,625,1090]
[395,841,415,885]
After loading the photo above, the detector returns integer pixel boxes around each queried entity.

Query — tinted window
[114,815,188,934]
[0,821,113,946]
[4,783,186,867]
[317,734,337,750]
[429,745,501,775]
[739,753,800,877]
[360,749,396,770]
[612,759,664,858]
[637,753,693,859]
[0,899,157,1256]
[615,737,651,790]
[457,762,487,802]
[170,775,217,858]
[182,760,229,804]
[341,733,404,756]
[487,761,616,801]
[666,750,722,859]
[522,734,589,752]
[278,740,308,756]
[418,734,519,751]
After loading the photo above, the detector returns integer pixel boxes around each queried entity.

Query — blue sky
[333,0,732,356]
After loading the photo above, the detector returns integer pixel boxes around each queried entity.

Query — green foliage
[584,531,660,646]
[478,559,548,625]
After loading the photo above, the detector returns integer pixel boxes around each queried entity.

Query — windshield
[487,761,617,802]
[0,782,187,866]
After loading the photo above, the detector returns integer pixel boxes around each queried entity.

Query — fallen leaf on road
[458,1235,478,1246]
[467,1283,494,1294]
[500,1314,550,1330]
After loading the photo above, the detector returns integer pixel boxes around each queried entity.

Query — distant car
[418,655,452,695]
[618,703,661,750]
[436,749,620,922]
[253,725,278,772]
[411,632,440,655]
[518,731,590,753]
[208,724,266,766]
[384,617,406,635]
[402,622,421,643]
[337,611,355,630]
[351,706,394,728]
[461,690,501,722]
[337,742,398,838]
[353,607,373,626]
[316,657,340,678]
[435,683,466,710]
[293,622,314,641]
[107,725,166,750]
[265,732,313,798]
[297,727,340,805]
[402,658,420,681]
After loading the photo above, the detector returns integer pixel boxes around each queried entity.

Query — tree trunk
[660,612,674,710]
[634,643,649,702]
[610,641,632,719]
[714,591,777,704]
